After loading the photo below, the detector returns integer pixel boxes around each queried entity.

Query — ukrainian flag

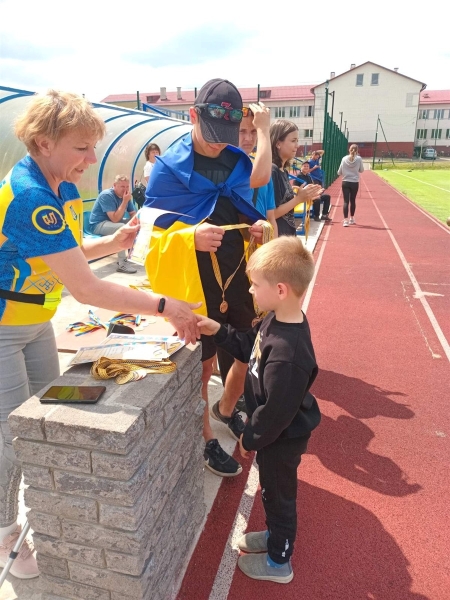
[144,135,265,316]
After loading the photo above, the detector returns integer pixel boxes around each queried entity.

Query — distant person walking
[338,144,364,227]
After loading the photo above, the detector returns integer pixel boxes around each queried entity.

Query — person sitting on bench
[90,175,137,273]
[296,162,331,222]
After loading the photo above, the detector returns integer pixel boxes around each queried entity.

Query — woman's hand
[111,215,140,251]
[163,297,202,346]
[194,223,224,252]
[196,315,221,336]
[297,184,323,202]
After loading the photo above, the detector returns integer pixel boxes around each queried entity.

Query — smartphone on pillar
[39,386,106,404]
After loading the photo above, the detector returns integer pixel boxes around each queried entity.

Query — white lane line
[208,459,260,600]
[363,179,450,363]
[302,189,342,313]
[209,187,342,600]
[387,170,450,194]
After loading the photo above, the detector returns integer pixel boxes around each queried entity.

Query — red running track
[177,171,450,600]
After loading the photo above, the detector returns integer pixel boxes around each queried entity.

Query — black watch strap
[157,297,166,314]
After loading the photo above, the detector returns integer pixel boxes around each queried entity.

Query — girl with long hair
[338,144,364,226]
[270,120,321,236]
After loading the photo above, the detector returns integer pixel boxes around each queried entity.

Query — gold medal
[220,301,228,313]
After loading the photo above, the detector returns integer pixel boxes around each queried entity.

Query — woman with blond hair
[0,90,200,578]
[270,120,322,236]
[338,144,365,227]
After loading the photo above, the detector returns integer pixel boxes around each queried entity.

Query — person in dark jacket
[295,162,331,222]
[270,120,322,236]
[197,235,321,584]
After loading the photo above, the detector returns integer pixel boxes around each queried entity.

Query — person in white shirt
[143,143,161,183]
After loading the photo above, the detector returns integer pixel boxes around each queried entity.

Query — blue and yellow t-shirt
[0,155,82,325]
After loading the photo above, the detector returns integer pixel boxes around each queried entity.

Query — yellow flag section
[145,221,273,318]
[145,221,207,315]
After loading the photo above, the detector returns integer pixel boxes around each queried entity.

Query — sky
[1,0,449,104]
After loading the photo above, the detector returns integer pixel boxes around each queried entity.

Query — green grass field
[375,169,450,223]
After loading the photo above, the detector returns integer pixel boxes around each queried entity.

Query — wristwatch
[157,297,166,314]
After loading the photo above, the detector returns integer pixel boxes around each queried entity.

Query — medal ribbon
[209,222,273,314]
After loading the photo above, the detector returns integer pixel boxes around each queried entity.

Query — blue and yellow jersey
[0,155,82,325]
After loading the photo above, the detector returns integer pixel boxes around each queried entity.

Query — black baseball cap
[194,79,242,147]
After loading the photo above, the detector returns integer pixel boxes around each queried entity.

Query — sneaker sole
[238,563,294,584]
[204,460,243,477]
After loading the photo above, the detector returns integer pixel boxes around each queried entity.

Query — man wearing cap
[144,79,266,478]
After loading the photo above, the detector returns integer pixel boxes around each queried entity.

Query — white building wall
[416,104,450,149]
[313,64,423,146]
[263,100,315,146]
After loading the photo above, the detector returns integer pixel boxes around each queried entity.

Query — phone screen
[39,386,106,403]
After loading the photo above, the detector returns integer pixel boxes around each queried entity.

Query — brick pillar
[9,346,206,600]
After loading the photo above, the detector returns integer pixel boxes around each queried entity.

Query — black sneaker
[321,214,332,221]
[204,439,243,477]
[313,216,321,222]
[211,401,246,441]
[235,395,247,415]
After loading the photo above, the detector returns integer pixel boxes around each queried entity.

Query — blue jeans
[93,219,129,263]
[0,322,59,525]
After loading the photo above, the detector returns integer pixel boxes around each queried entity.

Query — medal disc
[219,301,228,313]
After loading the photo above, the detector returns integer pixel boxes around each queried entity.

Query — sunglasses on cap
[241,107,254,117]
[195,103,243,123]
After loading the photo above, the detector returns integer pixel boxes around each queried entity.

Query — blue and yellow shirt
[0,155,82,325]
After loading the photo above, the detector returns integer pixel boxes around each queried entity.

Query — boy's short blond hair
[246,236,314,297]
[14,89,106,155]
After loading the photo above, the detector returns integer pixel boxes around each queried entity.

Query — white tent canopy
[0,85,192,201]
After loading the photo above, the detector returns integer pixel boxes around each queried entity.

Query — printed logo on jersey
[32,206,65,234]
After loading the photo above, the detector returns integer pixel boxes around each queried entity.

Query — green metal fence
[321,92,349,189]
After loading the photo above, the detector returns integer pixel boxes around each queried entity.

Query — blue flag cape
[144,133,265,227]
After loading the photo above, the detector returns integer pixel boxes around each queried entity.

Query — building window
[433,109,445,119]
[259,90,270,99]
[304,129,313,138]
[304,105,314,117]
[289,106,301,118]
[419,109,429,120]
[356,74,364,86]
[416,129,427,139]
[274,107,285,118]
[431,129,442,139]
[371,73,379,85]
[446,129,450,139]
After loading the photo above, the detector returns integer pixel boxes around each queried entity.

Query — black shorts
[201,290,256,362]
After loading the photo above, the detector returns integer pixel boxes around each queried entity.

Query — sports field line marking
[389,170,450,194]
[208,459,259,600]
[363,180,450,363]
[208,189,341,600]
[302,189,342,313]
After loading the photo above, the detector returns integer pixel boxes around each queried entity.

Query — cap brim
[199,116,239,147]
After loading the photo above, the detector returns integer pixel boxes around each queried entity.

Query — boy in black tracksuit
[197,235,321,584]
